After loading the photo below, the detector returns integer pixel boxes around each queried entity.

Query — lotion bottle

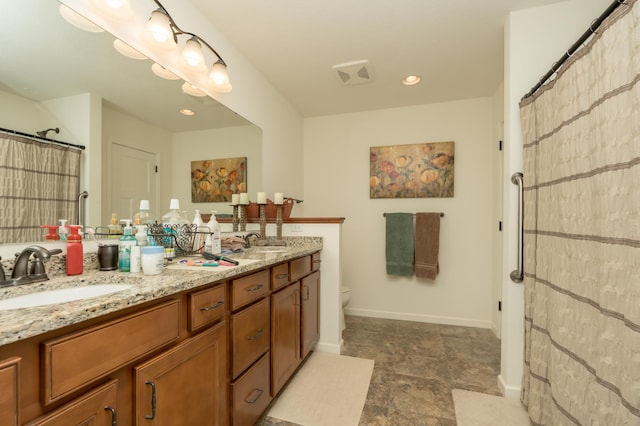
[66,225,83,275]
[207,211,222,254]
[118,220,136,272]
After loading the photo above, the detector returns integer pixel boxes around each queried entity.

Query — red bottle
[66,225,83,275]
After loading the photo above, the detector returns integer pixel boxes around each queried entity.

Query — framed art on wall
[370,141,454,198]
[191,157,247,202]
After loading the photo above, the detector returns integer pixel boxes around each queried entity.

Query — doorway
[110,143,157,223]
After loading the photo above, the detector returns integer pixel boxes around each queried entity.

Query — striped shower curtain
[0,133,82,243]
[519,1,640,424]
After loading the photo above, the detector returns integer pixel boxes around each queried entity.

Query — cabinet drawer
[271,263,289,291]
[311,252,321,271]
[289,256,311,282]
[231,298,270,378]
[0,357,20,426]
[231,270,270,311]
[26,379,117,426]
[231,353,272,426]
[42,300,180,405]
[189,283,226,332]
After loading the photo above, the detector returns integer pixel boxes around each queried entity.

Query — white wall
[102,105,173,223]
[303,97,497,328]
[500,0,612,398]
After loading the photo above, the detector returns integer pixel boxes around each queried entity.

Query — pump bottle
[58,219,68,241]
[66,225,83,275]
[207,211,222,254]
[118,220,136,272]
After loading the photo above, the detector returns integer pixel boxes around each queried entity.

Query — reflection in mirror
[0,0,262,244]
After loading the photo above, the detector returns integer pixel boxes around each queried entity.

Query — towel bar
[383,212,444,217]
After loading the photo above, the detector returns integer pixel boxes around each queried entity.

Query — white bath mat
[453,389,530,426]
[267,351,374,426]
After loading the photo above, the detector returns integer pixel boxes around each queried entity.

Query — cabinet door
[0,357,20,426]
[270,283,301,396]
[301,271,320,359]
[26,379,117,426]
[134,322,228,426]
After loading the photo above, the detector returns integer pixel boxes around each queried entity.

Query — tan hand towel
[415,213,440,279]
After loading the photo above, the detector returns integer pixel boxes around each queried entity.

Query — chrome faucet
[241,232,262,248]
[9,246,62,286]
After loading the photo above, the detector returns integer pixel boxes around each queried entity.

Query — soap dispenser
[66,225,83,275]
[206,211,221,254]
[118,220,136,272]
[138,199,155,225]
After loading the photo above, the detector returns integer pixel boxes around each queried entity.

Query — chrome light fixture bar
[142,0,232,93]
[61,0,233,94]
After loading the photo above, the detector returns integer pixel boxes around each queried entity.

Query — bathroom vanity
[0,238,322,425]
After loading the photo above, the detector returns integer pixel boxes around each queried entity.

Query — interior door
[110,143,156,223]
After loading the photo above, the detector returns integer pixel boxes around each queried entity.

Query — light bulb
[89,0,133,21]
[209,61,229,86]
[181,37,206,70]
[143,9,176,49]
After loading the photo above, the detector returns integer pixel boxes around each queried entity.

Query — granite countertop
[0,237,322,346]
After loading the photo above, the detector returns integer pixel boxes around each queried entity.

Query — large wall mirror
[0,0,262,244]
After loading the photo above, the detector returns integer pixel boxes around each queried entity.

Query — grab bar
[510,172,524,283]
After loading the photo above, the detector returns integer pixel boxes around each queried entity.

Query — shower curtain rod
[0,127,85,150]
[521,0,627,101]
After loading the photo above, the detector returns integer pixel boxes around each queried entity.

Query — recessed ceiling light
[179,109,195,116]
[402,75,422,86]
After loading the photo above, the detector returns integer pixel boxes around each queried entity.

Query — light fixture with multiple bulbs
[60,0,232,94]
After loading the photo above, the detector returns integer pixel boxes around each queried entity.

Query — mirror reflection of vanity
[0,0,262,244]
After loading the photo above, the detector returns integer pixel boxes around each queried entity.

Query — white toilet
[341,286,351,330]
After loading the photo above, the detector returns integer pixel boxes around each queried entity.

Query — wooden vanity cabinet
[301,270,320,359]
[26,380,117,426]
[0,356,20,426]
[270,282,301,396]
[133,322,227,425]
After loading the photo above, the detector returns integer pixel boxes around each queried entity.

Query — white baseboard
[345,307,492,329]
[314,341,342,355]
[498,374,522,399]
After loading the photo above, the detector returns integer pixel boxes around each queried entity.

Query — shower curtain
[519,1,639,424]
[0,133,82,243]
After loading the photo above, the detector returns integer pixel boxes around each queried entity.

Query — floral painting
[191,157,247,202]
[370,142,454,198]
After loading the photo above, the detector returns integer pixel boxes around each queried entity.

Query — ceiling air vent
[332,60,373,86]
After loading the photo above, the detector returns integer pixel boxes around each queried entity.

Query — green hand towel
[385,213,415,276]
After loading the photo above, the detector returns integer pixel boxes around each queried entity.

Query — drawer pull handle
[294,289,301,306]
[303,285,310,301]
[145,380,157,420]
[246,388,265,404]
[275,273,288,279]
[200,301,224,311]
[247,328,264,341]
[313,259,321,264]
[246,284,264,292]
[104,405,117,426]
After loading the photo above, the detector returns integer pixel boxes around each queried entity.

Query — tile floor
[258,315,502,425]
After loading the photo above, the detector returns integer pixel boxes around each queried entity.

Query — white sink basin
[0,284,134,310]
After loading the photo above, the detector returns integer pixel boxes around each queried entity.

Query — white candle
[274,192,284,205]
[231,194,239,205]
[239,192,249,204]
[257,192,267,204]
